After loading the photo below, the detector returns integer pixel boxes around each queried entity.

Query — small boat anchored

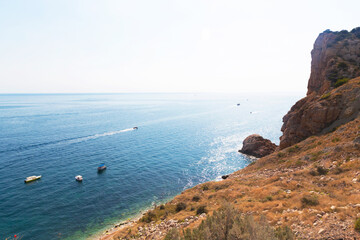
[133,127,138,130]
[98,163,107,172]
[75,175,83,182]
[24,175,41,183]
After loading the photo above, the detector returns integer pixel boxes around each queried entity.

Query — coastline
[89,173,241,240]
[88,196,188,240]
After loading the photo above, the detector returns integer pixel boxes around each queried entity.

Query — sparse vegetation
[287,145,299,153]
[176,202,187,212]
[317,166,329,175]
[265,196,273,201]
[141,211,156,223]
[165,203,294,240]
[192,195,201,202]
[310,151,322,161]
[196,205,208,215]
[301,195,319,207]
[321,92,331,99]
[335,78,350,87]
[355,218,360,232]
[202,184,209,191]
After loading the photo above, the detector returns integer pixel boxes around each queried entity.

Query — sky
[0,0,359,94]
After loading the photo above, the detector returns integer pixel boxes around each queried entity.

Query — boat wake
[66,128,134,144]
[0,128,135,154]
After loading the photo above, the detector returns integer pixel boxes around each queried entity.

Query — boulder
[239,134,277,158]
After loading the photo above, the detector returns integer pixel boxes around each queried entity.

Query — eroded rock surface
[280,27,360,149]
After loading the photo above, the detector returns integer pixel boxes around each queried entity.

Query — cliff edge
[280,28,360,149]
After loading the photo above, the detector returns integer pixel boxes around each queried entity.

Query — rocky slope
[280,28,360,149]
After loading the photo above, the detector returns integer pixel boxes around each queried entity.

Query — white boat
[24,175,41,183]
[75,175,83,182]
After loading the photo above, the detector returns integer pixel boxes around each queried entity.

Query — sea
[0,93,301,239]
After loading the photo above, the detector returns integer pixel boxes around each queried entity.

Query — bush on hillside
[196,205,208,215]
[355,218,360,232]
[165,203,294,240]
[335,78,350,87]
[176,202,187,212]
[301,195,319,207]
[192,195,201,202]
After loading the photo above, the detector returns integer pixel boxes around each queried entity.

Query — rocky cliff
[280,28,360,149]
[307,27,360,95]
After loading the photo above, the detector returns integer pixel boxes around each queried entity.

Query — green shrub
[176,202,187,212]
[310,151,322,161]
[196,205,208,215]
[202,184,209,191]
[141,211,156,223]
[355,218,360,232]
[165,203,294,240]
[301,195,319,207]
[192,195,201,202]
[277,152,285,158]
[316,166,328,175]
[332,137,340,142]
[287,146,299,153]
[335,78,350,87]
[321,92,331,99]
[159,204,165,210]
[266,196,273,201]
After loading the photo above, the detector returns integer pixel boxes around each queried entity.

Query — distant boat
[237,103,240,106]
[75,175,83,182]
[98,163,107,172]
[133,127,138,130]
[24,175,41,183]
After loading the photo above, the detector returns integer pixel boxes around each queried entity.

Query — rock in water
[239,134,277,158]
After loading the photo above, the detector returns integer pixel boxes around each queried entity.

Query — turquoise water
[0,93,299,239]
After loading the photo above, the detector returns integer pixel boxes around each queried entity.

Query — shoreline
[88,197,184,240]
[89,173,240,240]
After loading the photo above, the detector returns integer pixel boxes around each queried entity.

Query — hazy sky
[0,0,359,93]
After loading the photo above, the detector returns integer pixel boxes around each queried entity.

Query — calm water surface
[0,93,300,239]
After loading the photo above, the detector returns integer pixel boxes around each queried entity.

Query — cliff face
[307,28,360,95]
[280,28,360,149]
